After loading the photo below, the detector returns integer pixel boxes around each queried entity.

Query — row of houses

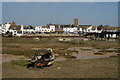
[0,22,119,36]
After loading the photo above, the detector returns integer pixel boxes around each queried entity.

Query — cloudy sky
[2,2,119,27]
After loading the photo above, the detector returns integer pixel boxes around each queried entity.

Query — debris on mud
[58,38,71,42]
[94,52,104,55]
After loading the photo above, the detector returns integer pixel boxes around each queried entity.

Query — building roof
[78,25,92,29]
[60,24,76,28]
[79,25,92,26]
[10,21,16,26]
[92,26,97,30]
[24,25,35,29]
[42,26,47,28]
[107,27,120,30]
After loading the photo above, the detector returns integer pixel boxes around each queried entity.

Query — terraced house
[35,24,55,34]
[0,22,11,34]
[1,21,119,38]
[8,22,24,36]
[0,22,23,36]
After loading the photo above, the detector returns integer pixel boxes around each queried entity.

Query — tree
[103,25,109,30]
[97,25,109,31]
[97,25,103,30]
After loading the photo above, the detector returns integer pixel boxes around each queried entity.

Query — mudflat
[2,37,119,78]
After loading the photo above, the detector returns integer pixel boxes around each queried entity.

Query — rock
[57,66,61,69]
[54,54,60,57]
[94,52,104,55]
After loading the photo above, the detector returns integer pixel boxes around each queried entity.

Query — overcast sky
[2,2,118,27]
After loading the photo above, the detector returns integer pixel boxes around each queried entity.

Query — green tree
[97,25,109,31]
[97,25,103,30]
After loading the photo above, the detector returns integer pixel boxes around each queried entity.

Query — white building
[1,23,11,34]
[0,24,2,34]
[0,22,24,36]
[23,25,35,34]
[78,25,102,33]
[35,25,55,33]
[63,27,78,34]
[49,25,55,32]
[106,34,117,38]
[35,26,42,33]
[8,25,24,36]
[86,26,102,33]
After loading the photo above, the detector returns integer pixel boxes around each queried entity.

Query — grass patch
[2,57,118,78]
[5,60,29,66]
[2,37,119,57]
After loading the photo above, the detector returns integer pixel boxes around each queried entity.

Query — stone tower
[74,18,79,27]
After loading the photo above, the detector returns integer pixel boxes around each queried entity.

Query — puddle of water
[2,47,118,63]
[105,48,118,51]
[79,47,93,50]
[67,47,93,51]
[67,47,118,59]
[76,53,108,59]
[92,49,101,53]
[2,54,31,63]
[70,52,77,57]
[2,58,31,63]
[76,52,118,59]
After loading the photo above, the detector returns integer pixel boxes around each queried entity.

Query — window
[51,29,53,31]
[88,29,90,31]
[17,31,22,34]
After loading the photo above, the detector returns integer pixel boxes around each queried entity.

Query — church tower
[73,18,79,27]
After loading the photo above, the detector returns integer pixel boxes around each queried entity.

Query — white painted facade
[106,30,118,32]
[9,30,17,35]
[79,26,102,33]
[85,26,98,33]
[79,28,83,32]
[23,25,35,34]
[0,25,2,34]
[35,26,42,32]
[35,25,55,33]
[0,23,24,36]
[49,25,55,32]
[86,26,93,32]
[41,28,50,32]
[23,29,35,33]
[1,23,11,33]
[106,34,117,38]
[63,27,78,33]
[9,25,24,36]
